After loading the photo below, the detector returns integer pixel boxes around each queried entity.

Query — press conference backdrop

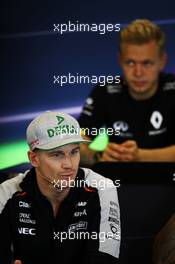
[1,1,175,169]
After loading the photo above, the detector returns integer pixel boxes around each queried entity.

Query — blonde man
[78,19,175,166]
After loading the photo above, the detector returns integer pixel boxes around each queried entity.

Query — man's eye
[71,149,80,155]
[143,61,153,67]
[51,153,61,157]
[125,60,134,66]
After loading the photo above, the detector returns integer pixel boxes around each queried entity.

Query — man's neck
[128,83,158,101]
[48,188,70,217]
[35,174,70,216]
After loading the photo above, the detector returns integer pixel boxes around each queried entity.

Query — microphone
[38,173,62,192]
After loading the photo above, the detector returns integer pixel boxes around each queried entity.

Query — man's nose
[133,63,143,77]
[62,156,72,168]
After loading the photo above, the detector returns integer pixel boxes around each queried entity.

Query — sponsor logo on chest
[18,200,37,232]
[113,121,133,138]
[18,227,36,236]
[149,111,167,135]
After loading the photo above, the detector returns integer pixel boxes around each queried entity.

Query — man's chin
[55,186,69,192]
[130,84,147,92]
[53,178,76,190]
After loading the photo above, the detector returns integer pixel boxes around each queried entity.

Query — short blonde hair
[119,19,165,54]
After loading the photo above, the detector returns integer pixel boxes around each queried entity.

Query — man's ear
[27,151,39,167]
[160,52,167,70]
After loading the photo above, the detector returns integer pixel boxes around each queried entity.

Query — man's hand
[14,260,22,264]
[100,140,139,162]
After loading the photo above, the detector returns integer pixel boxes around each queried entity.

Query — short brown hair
[119,19,165,54]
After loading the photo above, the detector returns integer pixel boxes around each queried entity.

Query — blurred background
[1,3,175,263]
[1,0,175,170]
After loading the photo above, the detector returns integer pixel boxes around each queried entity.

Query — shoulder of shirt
[81,167,116,191]
[0,171,28,213]
[160,72,175,93]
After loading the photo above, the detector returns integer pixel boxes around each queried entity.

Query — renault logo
[150,111,163,129]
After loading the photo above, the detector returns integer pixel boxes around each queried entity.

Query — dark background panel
[0,1,175,144]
